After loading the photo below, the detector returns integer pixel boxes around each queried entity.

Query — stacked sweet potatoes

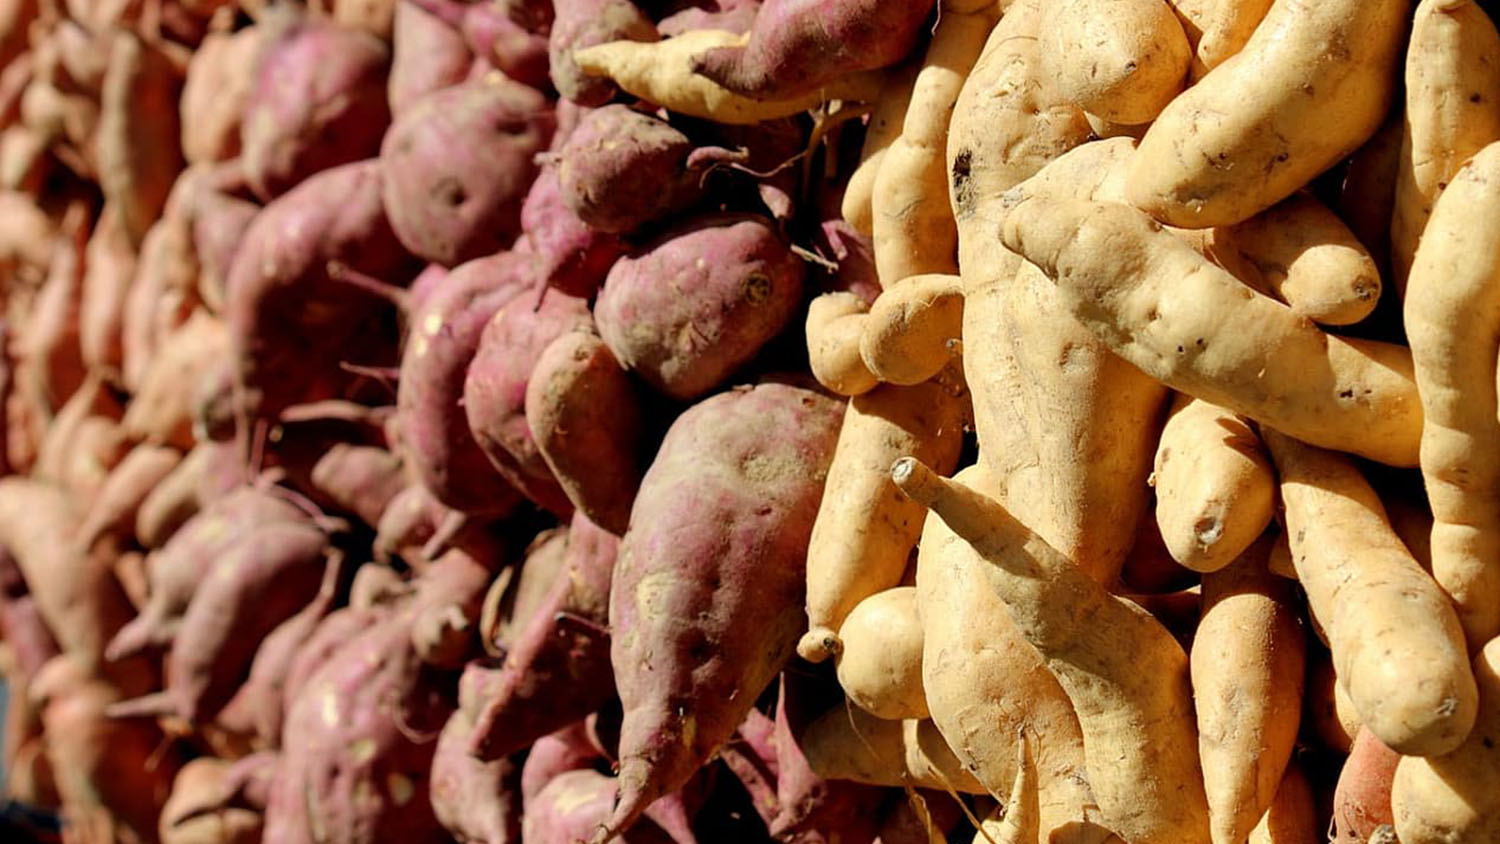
[2,0,1497,842]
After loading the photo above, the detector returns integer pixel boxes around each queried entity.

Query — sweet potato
[834,586,926,720]
[227,160,413,421]
[189,173,261,316]
[409,544,501,669]
[521,721,603,808]
[1267,430,1477,756]
[133,440,243,549]
[78,205,138,377]
[573,30,883,125]
[805,292,876,397]
[761,677,885,844]
[858,274,963,387]
[121,310,229,449]
[595,215,805,400]
[555,105,739,235]
[800,380,965,662]
[464,288,592,516]
[1332,728,1400,844]
[895,457,1211,844]
[159,758,264,844]
[1042,0,1188,125]
[279,606,387,715]
[98,30,185,246]
[77,443,181,549]
[388,0,473,116]
[0,549,61,683]
[1405,140,1500,648]
[601,382,842,837]
[1391,636,1500,844]
[120,212,198,394]
[19,203,88,412]
[308,444,406,528]
[397,249,531,514]
[468,510,616,760]
[524,769,679,844]
[481,528,567,653]
[180,23,265,166]
[337,0,398,39]
[239,19,391,200]
[549,0,658,105]
[519,163,627,297]
[381,75,553,267]
[374,483,452,566]
[1127,0,1407,227]
[431,708,523,844]
[797,705,983,794]
[999,195,1422,467]
[689,0,933,100]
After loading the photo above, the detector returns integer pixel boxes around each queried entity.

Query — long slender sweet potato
[98,30,185,246]
[121,310,229,449]
[600,382,842,838]
[380,75,553,267]
[78,205,138,377]
[77,443,181,549]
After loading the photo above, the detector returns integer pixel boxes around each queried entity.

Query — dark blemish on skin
[951,149,974,213]
[741,273,771,305]
[1472,93,1484,103]
[1339,389,1354,399]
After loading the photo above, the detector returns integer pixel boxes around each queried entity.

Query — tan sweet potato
[159,758,264,844]
[98,30,185,247]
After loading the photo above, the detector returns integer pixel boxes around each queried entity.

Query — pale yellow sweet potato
[805,291,877,397]
[1152,395,1275,573]
[798,706,985,794]
[1128,0,1408,227]
[842,60,920,236]
[1405,140,1500,649]
[1041,0,1190,125]
[859,274,963,387]
[834,587,926,720]
[1267,430,1477,756]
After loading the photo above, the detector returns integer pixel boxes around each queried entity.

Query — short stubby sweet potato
[380,75,554,267]
[602,381,842,837]
[430,708,523,844]
[239,18,392,200]
[594,215,805,400]
[388,0,473,116]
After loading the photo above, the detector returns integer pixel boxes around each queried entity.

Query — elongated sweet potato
[78,205,138,377]
[595,215,805,400]
[77,443,181,549]
[380,75,553,267]
[121,310,229,450]
[98,29,185,246]
[308,444,406,528]
[599,383,840,838]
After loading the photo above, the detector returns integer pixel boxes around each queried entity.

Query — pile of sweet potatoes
[0,0,1495,842]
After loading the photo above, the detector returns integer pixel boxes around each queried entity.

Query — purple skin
[556,105,745,235]
[549,0,659,105]
[398,0,550,90]
[381,76,554,267]
[280,606,387,714]
[190,186,260,314]
[814,219,880,305]
[462,289,592,517]
[520,722,602,809]
[601,382,843,840]
[468,510,617,760]
[388,0,473,117]
[518,165,625,297]
[226,161,415,423]
[308,444,407,528]
[769,680,886,844]
[430,710,523,844]
[373,484,453,567]
[594,215,806,400]
[239,20,392,201]
[657,0,761,36]
[689,0,934,99]
[523,770,683,844]
[395,249,531,515]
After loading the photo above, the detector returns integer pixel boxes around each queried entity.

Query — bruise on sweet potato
[380,74,554,267]
[469,510,617,760]
[396,249,531,514]
[227,160,414,422]
[525,328,644,534]
[98,29,185,246]
[463,288,592,517]
[239,17,391,200]
[595,214,805,400]
[601,382,843,838]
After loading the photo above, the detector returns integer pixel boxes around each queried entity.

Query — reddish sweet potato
[180,24,266,165]
[396,249,531,514]
[190,173,261,315]
[307,444,406,528]
[38,655,182,844]
[549,0,658,104]
[689,0,933,99]
[227,160,413,421]
[602,382,842,837]
[657,0,760,35]
[555,105,743,234]
[518,163,626,297]
[374,483,453,567]
[54,415,131,513]
[520,721,603,808]
[281,605,387,714]
[595,215,806,400]
[525,328,643,534]
[524,769,681,844]
[120,212,198,393]
[1333,728,1400,844]
[0,0,37,73]
[389,0,473,116]
[409,545,501,668]
[108,485,309,661]
[98,29,185,247]
[463,288,591,516]
[469,510,617,759]
[401,0,550,89]
[78,443,181,548]
[18,203,88,412]
[159,758,264,844]
[431,708,523,844]
[481,527,568,653]
[239,18,391,200]
[133,440,248,549]
[78,205,138,377]
[32,374,122,486]
[0,548,61,683]
[769,679,886,844]
[380,75,553,266]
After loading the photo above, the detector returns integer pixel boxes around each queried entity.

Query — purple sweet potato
[98,29,185,246]
[524,769,680,844]
[813,218,879,304]
[108,485,309,661]
[281,606,387,713]
[430,708,523,844]
[374,483,453,567]
[549,0,658,104]
[689,0,933,99]
[380,75,554,266]
[601,381,842,837]
[388,0,473,116]
[555,104,743,234]
[190,170,261,315]
[239,19,391,200]
[180,23,266,165]
[396,249,531,514]
[520,721,603,808]
[594,215,805,400]
[463,288,592,516]
[227,160,413,421]
[78,205,139,377]
[133,440,249,549]
[308,444,407,527]
[77,443,182,549]
[401,0,551,90]
[770,679,885,844]
[469,510,617,759]
[518,163,626,297]
[409,545,501,669]
[657,0,760,36]
[524,328,643,534]
[480,527,568,653]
